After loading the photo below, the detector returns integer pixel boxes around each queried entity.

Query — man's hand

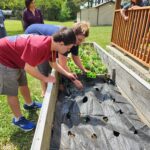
[73,79,83,90]
[73,73,78,78]
[67,73,77,81]
[83,68,90,73]
[124,16,129,21]
[44,75,56,83]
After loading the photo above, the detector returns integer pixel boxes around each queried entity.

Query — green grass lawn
[0,20,112,149]
[5,20,112,48]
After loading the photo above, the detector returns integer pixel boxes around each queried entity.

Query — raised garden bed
[31,43,150,150]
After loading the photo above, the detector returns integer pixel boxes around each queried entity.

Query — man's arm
[72,55,89,73]
[57,54,83,89]
[120,8,129,21]
[24,63,55,83]
[120,2,131,21]
[49,61,76,81]
[58,53,70,72]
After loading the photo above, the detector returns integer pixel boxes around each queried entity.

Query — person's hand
[44,75,56,83]
[124,16,129,21]
[73,79,83,90]
[73,73,78,79]
[83,68,90,73]
[131,6,141,9]
[67,73,77,81]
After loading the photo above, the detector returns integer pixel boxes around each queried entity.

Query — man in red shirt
[0,28,76,131]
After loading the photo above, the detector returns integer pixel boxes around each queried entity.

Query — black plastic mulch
[50,76,150,150]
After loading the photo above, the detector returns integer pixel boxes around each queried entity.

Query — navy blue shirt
[25,24,79,56]
[63,46,78,56]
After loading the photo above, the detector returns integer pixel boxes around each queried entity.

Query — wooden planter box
[31,42,150,150]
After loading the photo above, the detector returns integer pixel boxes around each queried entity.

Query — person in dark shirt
[25,22,90,96]
[0,9,7,38]
[120,0,149,21]
[22,0,44,30]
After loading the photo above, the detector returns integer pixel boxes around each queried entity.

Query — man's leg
[19,70,42,110]
[7,96,22,118]
[7,95,36,131]
[0,65,36,131]
[19,85,32,105]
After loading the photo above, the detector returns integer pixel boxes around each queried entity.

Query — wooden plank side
[94,42,150,127]
[31,70,59,150]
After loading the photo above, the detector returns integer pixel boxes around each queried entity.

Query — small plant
[68,45,107,75]
[86,72,96,78]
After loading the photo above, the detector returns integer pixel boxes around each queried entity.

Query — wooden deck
[111,6,150,68]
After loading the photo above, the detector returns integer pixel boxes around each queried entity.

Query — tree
[59,0,71,21]
[0,0,83,21]
[67,0,80,20]
[0,0,24,10]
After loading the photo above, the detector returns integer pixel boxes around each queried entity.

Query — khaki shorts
[0,64,27,96]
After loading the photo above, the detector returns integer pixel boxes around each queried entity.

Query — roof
[80,0,115,9]
[94,0,115,8]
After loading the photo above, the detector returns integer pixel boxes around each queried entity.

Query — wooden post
[115,0,121,10]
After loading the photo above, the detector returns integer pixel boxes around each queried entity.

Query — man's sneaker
[23,101,42,110]
[12,116,36,131]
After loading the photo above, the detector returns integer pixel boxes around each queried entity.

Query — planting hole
[82,96,88,103]
[113,131,120,137]
[66,112,71,119]
[95,88,99,91]
[91,133,97,139]
[68,131,75,137]
[103,116,108,122]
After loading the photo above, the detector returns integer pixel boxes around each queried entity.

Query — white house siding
[81,9,89,22]
[77,11,81,22]
[88,8,97,26]
[77,2,115,26]
[98,2,115,25]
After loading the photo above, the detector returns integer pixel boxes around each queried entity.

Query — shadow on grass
[9,110,39,150]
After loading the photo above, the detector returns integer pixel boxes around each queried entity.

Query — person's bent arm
[120,8,129,21]
[72,55,89,73]
[72,79,83,90]
[49,61,76,81]
[24,63,55,83]
[58,54,83,90]
[120,2,131,21]
[58,53,70,72]
[52,61,83,90]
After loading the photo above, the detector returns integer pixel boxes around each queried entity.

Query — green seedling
[86,72,96,78]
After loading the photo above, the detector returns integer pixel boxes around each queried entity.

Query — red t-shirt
[0,34,56,68]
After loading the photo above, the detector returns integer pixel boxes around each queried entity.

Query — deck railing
[111,7,150,68]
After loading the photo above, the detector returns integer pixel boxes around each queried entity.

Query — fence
[111,6,150,68]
